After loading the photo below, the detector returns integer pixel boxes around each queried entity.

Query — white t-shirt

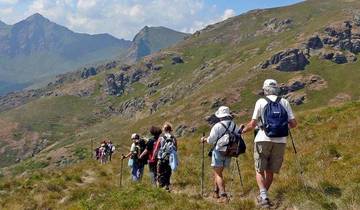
[252,95,295,143]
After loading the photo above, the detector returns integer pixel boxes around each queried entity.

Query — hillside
[0,0,360,209]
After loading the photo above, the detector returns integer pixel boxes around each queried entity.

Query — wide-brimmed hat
[215,106,231,118]
[263,79,278,89]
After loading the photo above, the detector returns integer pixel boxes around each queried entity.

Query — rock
[120,64,131,71]
[81,67,97,79]
[284,92,306,105]
[288,80,305,92]
[351,39,360,53]
[211,97,225,109]
[145,62,153,69]
[354,14,360,26]
[321,51,334,60]
[152,65,163,71]
[329,93,352,105]
[147,80,160,88]
[332,52,348,64]
[346,52,357,62]
[306,35,323,49]
[259,60,270,69]
[104,74,123,96]
[268,49,309,71]
[263,18,293,33]
[339,39,352,51]
[322,37,339,46]
[130,69,143,83]
[116,98,145,118]
[172,56,184,64]
[175,124,188,138]
[105,61,117,70]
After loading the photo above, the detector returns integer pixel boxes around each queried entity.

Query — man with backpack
[201,106,243,203]
[122,134,147,181]
[139,126,162,185]
[107,141,115,162]
[157,122,177,191]
[242,79,297,208]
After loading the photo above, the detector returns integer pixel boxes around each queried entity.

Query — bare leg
[256,171,266,190]
[264,170,274,190]
[213,167,225,194]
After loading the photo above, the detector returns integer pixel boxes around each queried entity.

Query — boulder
[332,52,348,64]
[288,80,306,92]
[306,35,323,49]
[81,67,97,79]
[130,69,143,83]
[104,74,122,96]
[284,92,306,105]
[351,39,360,53]
[172,56,184,64]
[152,65,163,71]
[105,61,117,70]
[120,64,131,71]
[321,51,335,60]
[273,49,309,71]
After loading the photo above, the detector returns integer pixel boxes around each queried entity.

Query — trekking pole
[289,130,297,154]
[289,130,304,175]
[201,132,205,197]
[120,154,124,187]
[235,159,244,193]
[91,139,94,159]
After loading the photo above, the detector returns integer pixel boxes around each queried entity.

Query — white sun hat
[215,106,231,118]
[131,133,139,140]
[263,79,278,89]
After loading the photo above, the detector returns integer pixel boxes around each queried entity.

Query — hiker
[122,133,146,181]
[201,106,242,203]
[99,143,107,164]
[157,122,177,191]
[139,126,162,185]
[107,140,115,162]
[242,79,297,208]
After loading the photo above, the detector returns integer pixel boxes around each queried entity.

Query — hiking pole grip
[201,132,205,197]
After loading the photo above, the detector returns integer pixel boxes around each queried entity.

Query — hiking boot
[212,191,220,199]
[217,193,229,204]
[257,195,270,208]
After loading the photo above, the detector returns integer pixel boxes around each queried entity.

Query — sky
[0,0,304,40]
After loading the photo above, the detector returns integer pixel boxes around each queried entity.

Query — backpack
[218,121,246,157]
[262,97,289,138]
[148,138,161,164]
[158,135,176,162]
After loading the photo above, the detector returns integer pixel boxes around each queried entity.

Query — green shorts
[254,142,286,173]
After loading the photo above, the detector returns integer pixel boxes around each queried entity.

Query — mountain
[0,13,132,95]
[126,26,189,61]
[0,15,190,96]
[0,0,360,209]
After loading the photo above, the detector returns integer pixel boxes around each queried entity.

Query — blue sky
[0,0,304,40]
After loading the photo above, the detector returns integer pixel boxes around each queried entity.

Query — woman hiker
[201,106,243,203]
[139,126,162,185]
[122,133,146,181]
[157,122,177,191]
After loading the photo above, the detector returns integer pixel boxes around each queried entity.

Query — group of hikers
[121,123,178,191]
[96,79,297,208]
[95,140,115,164]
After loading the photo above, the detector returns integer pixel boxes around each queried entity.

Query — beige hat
[263,79,278,89]
[215,106,231,118]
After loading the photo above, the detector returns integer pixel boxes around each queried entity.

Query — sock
[260,188,268,200]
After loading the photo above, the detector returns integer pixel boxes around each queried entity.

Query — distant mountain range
[0,13,188,96]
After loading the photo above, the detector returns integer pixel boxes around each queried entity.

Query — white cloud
[0,0,237,40]
[221,9,236,21]
[0,7,13,15]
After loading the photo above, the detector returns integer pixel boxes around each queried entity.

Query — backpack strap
[211,121,231,150]
[263,96,272,103]
[275,96,282,103]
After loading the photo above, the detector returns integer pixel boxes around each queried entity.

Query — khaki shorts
[254,142,286,173]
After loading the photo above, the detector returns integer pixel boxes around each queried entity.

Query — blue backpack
[262,97,289,137]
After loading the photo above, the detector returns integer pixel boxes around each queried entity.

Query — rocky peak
[25,13,50,23]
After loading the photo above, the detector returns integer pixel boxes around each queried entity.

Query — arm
[139,149,149,159]
[242,119,257,134]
